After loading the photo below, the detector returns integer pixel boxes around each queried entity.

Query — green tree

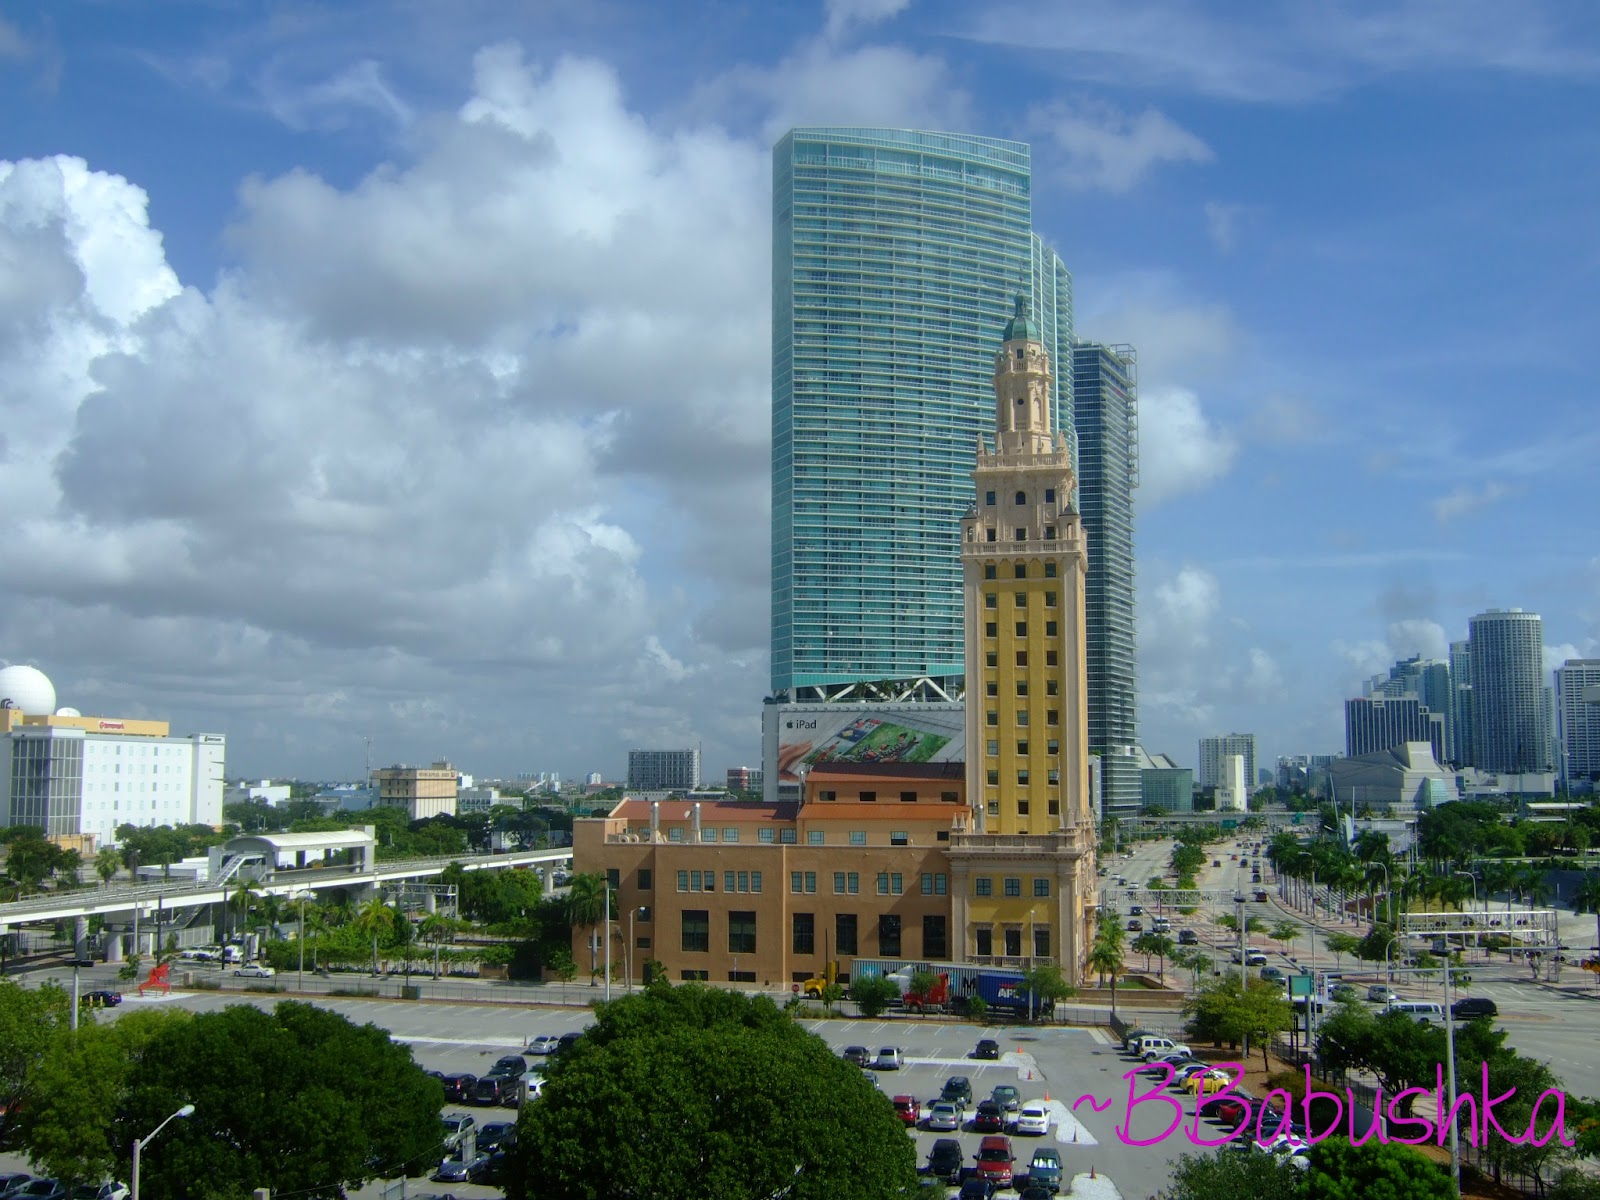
[120,1001,443,1200]
[1270,920,1301,955]
[3,833,72,894]
[19,1008,189,1182]
[849,975,900,1019]
[1156,1148,1307,1200]
[1571,872,1600,959]
[1087,936,1125,1016]
[1303,1138,1452,1200]
[509,985,917,1200]
[1324,931,1361,969]
[94,848,122,888]
[1314,1005,1447,1115]
[1018,963,1076,1020]
[564,872,609,979]
[1183,975,1291,1068]
[354,895,396,975]
[0,978,71,1150]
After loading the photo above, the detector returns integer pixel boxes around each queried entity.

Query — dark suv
[927,1138,964,1184]
[941,1076,974,1109]
[440,1073,478,1102]
[1452,997,1499,1019]
[470,1076,510,1106]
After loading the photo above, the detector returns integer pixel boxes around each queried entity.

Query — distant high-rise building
[1379,654,1455,762]
[726,766,763,793]
[770,127,1072,699]
[1555,661,1600,790]
[371,762,457,821]
[1199,733,1257,799]
[1450,639,1474,767]
[1345,695,1445,764]
[1216,754,1248,811]
[1071,343,1139,823]
[627,748,701,792]
[1468,609,1550,774]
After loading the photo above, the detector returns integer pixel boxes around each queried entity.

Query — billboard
[761,701,966,802]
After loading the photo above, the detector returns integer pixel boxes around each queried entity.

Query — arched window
[1015,491,1026,506]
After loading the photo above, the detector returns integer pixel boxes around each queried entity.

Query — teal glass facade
[771,128,1072,695]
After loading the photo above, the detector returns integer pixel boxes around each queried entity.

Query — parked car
[470,1152,510,1185]
[842,1045,872,1067]
[1184,1069,1233,1095]
[1259,966,1285,984]
[432,1155,484,1184]
[973,1100,1006,1132]
[476,1121,516,1151]
[6,1182,66,1200]
[1019,1185,1053,1200]
[991,1084,1021,1113]
[440,1113,476,1151]
[527,1034,561,1055]
[1330,984,1360,1003]
[941,1076,974,1109]
[974,1136,1015,1188]
[1178,930,1199,945]
[234,964,275,978]
[956,1179,993,1200]
[489,1055,529,1078]
[1025,1147,1063,1191]
[1200,1093,1254,1127]
[893,1095,919,1126]
[69,1184,128,1200]
[874,1046,904,1070]
[972,1038,1000,1060]
[0,1178,31,1198]
[1452,997,1499,1019]
[1367,984,1400,1004]
[81,990,122,1008]
[926,1138,964,1184]
[1121,1027,1155,1052]
[553,1030,584,1056]
[440,1074,478,1103]
[470,1077,511,1106]
[1014,1102,1051,1136]
[925,1101,962,1133]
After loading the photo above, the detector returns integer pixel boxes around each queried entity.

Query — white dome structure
[56,706,82,718]
[0,664,57,716]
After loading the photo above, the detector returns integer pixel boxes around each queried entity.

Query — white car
[527,1034,561,1055]
[1143,1043,1192,1062]
[1013,1102,1050,1135]
[234,964,276,978]
[1258,1133,1312,1169]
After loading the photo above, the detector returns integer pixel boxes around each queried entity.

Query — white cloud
[1386,619,1449,662]
[1030,99,1212,192]
[1204,200,1243,251]
[1137,387,1238,508]
[1432,481,1510,522]
[959,0,1600,102]
[261,59,415,132]
[1546,641,1599,672]
[0,46,786,778]
[822,0,912,42]
[0,15,30,59]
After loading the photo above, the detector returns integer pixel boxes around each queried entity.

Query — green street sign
[1289,974,1315,996]
[1222,819,1237,829]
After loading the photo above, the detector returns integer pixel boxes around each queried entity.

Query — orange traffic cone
[1091,1165,1097,1179]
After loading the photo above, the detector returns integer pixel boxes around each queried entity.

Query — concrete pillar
[424,891,438,914]
[106,934,124,964]
[74,916,89,960]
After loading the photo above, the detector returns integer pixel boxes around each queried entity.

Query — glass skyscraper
[1071,344,1140,820]
[771,128,1072,697]
[1468,608,1550,774]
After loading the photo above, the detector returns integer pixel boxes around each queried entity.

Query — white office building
[0,664,224,849]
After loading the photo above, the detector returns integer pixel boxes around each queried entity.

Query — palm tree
[355,896,396,976]
[564,873,609,981]
[94,848,121,888]
[1087,936,1124,1017]
[229,877,261,944]
[1572,873,1600,956]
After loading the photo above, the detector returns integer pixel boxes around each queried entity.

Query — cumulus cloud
[1432,481,1510,522]
[1137,387,1238,507]
[1386,618,1449,662]
[1030,99,1213,192]
[822,0,913,42]
[0,46,782,778]
[1203,200,1243,251]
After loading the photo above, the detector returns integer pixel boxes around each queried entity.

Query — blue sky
[1,0,1596,783]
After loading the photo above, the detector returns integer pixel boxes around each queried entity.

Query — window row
[983,592,1059,608]
[972,876,1053,897]
[679,910,950,960]
[985,710,1062,726]
[814,790,960,804]
[984,563,1059,580]
[983,489,1058,507]
[676,869,764,894]
[974,926,1051,958]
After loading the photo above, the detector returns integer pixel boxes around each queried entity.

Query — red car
[892,1095,919,1126]
[975,1135,1015,1188]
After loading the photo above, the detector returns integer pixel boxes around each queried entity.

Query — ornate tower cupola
[992,295,1055,453]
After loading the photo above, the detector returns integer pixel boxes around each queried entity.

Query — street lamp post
[603,882,612,1003]
[295,891,312,992]
[132,1103,195,1200]
[626,906,647,992]
[1454,870,1480,959]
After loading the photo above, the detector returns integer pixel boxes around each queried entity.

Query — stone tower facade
[950,296,1097,985]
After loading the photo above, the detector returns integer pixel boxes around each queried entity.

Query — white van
[1386,1000,1444,1022]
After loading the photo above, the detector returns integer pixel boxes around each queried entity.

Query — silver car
[925,1101,961,1132]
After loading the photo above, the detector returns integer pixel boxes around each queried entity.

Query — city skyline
[1,1,1597,781]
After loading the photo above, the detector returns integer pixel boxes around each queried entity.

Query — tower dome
[0,665,57,715]
[1001,294,1041,342]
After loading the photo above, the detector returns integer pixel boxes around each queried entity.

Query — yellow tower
[949,295,1098,984]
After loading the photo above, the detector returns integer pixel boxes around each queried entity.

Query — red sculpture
[137,962,172,996]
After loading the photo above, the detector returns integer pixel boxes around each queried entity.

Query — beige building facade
[571,765,969,986]
[371,761,458,820]
[956,297,1098,984]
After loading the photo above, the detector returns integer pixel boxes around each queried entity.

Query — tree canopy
[509,984,918,1200]
[0,978,71,1150]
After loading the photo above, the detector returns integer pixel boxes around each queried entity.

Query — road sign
[1289,974,1315,997]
